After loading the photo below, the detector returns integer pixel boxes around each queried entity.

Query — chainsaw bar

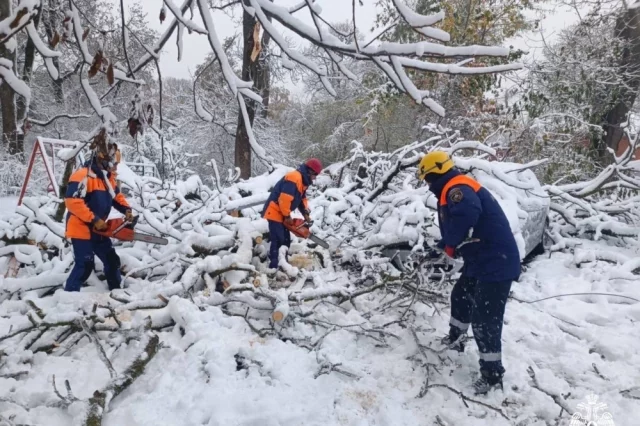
[309,234,329,249]
[132,233,169,245]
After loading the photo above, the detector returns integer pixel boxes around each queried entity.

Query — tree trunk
[234,0,271,179]
[601,7,640,155]
[43,0,64,104]
[0,0,20,155]
[17,10,41,127]
[258,30,272,119]
[55,160,75,222]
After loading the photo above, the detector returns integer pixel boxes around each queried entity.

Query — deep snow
[1,240,639,425]
[1,142,639,425]
[0,197,17,214]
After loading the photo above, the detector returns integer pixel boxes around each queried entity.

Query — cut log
[4,255,19,278]
[271,300,289,323]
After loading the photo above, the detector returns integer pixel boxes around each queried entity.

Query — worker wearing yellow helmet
[417,150,521,395]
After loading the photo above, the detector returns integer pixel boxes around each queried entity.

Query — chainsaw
[93,216,169,245]
[284,218,329,249]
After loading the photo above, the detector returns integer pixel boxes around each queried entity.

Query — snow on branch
[540,130,640,243]
[79,66,118,130]
[2,124,639,423]
[155,0,522,169]
[68,0,144,86]
[0,0,39,45]
[132,0,194,74]
[24,22,60,59]
[245,0,520,117]
[25,22,62,80]
[192,0,273,167]
[0,59,31,101]
[391,0,449,42]
[163,0,207,35]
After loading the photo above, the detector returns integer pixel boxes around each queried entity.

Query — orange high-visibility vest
[439,175,482,206]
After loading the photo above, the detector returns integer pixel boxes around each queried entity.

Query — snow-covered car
[465,160,551,260]
[381,160,550,270]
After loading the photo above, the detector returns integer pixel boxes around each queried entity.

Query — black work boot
[473,372,503,395]
[440,331,467,353]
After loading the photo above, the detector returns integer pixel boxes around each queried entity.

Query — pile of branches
[542,131,640,249]
[2,127,640,423]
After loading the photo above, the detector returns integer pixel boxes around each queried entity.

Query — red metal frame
[17,137,82,206]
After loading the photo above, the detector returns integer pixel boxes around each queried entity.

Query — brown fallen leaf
[88,51,103,78]
[127,118,138,138]
[107,63,115,85]
[50,31,60,48]
[9,8,29,29]
[82,27,90,41]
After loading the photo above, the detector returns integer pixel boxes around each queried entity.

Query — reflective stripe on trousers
[479,352,502,362]
[449,275,512,377]
[450,317,470,332]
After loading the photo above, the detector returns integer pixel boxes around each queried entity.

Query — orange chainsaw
[284,218,329,249]
[93,216,169,245]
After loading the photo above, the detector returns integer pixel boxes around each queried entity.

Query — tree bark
[43,0,64,104]
[55,160,75,222]
[0,0,20,155]
[234,0,271,179]
[258,29,272,119]
[84,335,160,426]
[600,7,640,155]
[17,10,41,128]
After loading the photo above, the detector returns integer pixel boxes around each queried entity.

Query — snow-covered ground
[100,246,640,425]
[107,247,640,426]
[2,142,640,425]
[1,239,638,426]
[0,196,18,215]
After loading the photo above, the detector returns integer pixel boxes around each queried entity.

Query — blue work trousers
[268,220,291,269]
[448,275,512,378]
[65,237,122,292]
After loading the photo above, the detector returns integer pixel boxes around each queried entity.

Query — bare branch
[30,113,94,127]
[120,0,136,78]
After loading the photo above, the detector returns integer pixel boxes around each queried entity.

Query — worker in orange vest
[64,143,132,292]
[416,151,521,395]
[261,159,323,269]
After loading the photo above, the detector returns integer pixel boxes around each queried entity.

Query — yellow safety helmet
[416,151,454,180]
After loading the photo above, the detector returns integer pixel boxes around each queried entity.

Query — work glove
[124,209,134,222]
[283,216,294,226]
[303,213,313,226]
[444,246,455,259]
[93,218,108,232]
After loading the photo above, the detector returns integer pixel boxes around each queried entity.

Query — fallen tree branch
[527,366,574,421]
[84,334,160,426]
[421,383,509,420]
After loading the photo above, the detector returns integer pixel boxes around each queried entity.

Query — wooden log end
[272,311,284,322]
